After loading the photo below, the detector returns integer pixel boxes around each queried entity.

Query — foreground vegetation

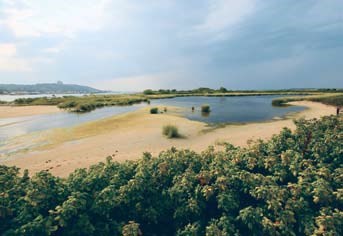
[1,116,342,235]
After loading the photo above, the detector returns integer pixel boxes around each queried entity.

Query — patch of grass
[272,93,343,107]
[162,125,179,138]
[14,97,64,106]
[13,95,149,113]
[201,104,211,113]
[150,107,159,114]
[309,94,343,106]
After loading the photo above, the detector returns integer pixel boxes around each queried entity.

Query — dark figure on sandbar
[337,107,340,116]
[192,106,195,112]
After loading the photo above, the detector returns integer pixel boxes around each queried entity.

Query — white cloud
[0,43,53,72]
[91,74,166,91]
[89,71,199,91]
[0,43,32,71]
[0,0,114,38]
[42,41,68,54]
[194,0,257,40]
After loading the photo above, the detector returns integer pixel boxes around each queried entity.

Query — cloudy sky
[0,0,342,91]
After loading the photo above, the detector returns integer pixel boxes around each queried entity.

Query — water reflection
[150,95,305,124]
[201,111,210,118]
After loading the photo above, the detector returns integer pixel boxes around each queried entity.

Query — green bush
[162,125,179,138]
[58,101,77,109]
[143,89,154,95]
[201,104,211,113]
[0,116,342,235]
[150,107,159,114]
[75,103,96,112]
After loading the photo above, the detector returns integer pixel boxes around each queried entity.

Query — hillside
[0,83,103,94]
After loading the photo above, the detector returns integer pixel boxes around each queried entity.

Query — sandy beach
[1,101,336,177]
[0,105,62,118]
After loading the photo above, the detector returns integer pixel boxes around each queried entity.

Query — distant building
[57,81,63,85]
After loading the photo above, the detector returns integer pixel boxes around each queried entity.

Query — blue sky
[0,0,342,91]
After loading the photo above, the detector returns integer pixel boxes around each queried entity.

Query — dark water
[150,96,305,123]
[0,96,305,143]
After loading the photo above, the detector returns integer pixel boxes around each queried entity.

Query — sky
[0,0,342,91]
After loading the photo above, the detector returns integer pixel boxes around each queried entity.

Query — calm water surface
[0,104,146,143]
[150,96,305,123]
[0,96,305,143]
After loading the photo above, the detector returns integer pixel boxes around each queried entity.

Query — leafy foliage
[0,116,342,235]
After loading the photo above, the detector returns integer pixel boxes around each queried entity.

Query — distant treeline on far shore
[143,87,343,95]
[1,87,342,113]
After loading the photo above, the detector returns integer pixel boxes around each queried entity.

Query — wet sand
[0,105,62,118]
[1,101,336,177]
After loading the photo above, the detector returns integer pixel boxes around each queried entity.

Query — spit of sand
[1,101,336,177]
[0,105,62,118]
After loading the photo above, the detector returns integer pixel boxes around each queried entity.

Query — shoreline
[0,105,62,118]
[1,101,336,177]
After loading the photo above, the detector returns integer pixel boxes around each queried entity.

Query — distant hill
[0,83,104,94]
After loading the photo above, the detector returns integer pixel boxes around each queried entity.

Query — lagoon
[0,96,305,143]
[150,95,305,123]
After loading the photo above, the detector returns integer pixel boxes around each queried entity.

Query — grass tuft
[150,107,159,114]
[162,125,179,138]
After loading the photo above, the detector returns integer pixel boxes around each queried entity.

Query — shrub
[143,89,154,95]
[201,104,211,113]
[58,101,77,109]
[150,107,159,114]
[75,103,96,112]
[162,125,179,138]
